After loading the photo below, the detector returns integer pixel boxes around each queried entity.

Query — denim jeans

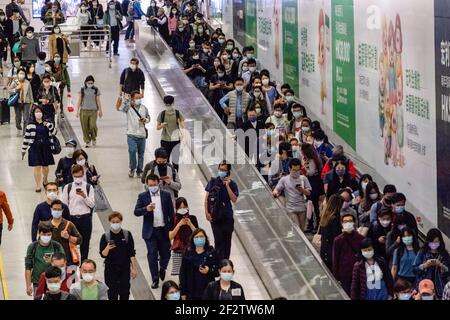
[192,76,206,89]
[127,135,146,173]
[125,20,135,40]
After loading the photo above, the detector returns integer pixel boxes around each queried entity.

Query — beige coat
[48,34,70,64]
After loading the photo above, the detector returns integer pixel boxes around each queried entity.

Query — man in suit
[134,174,173,289]
[239,107,265,167]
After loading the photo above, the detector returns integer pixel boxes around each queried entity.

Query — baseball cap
[65,139,77,148]
[418,279,434,295]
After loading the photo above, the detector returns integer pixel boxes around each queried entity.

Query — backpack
[67,182,94,213]
[30,240,60,266]
[161,109,181,128]
[105,229,129,244]
[149,162,179,198]
[207,178,226,223]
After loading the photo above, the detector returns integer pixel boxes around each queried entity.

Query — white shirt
[120,102,150,138]
[365,261,383,283]
[61,181,95,216]
[150,191,165,227]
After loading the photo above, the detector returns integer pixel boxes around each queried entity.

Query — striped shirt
[22,121,56,152]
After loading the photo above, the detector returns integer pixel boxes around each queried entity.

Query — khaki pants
[288,211,307,231]
[80,109,98,144]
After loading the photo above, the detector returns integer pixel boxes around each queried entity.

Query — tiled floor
[0,37,268,300]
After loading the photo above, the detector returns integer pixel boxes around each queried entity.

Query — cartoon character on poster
[318,8,327,115]
[379,13,404,167]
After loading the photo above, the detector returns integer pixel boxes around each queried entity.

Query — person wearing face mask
[40,0,52,23]
[230,48,242,79]
[358,181,382,235]
[208,64,233,119]
[260,72,278,109]
[369,184,397,224]
[415,279,437,301]
[37,73,61,124]
[149,8,170,43]
[5,9,24,62]
[200,41,214,68]
[76,3,93,47]
[391,227,420,284]
[61,165,96,261]
[100,211,138,300]
[19,26,39,65]
[9,68,33,135]
[88,0,105,48]
[289,103,307,136]
[212,33,226,56]
[104,0,123,56]
[51,53,72,118]
[161,280,181,300]
[44,4,65,25]
[119,58,145,96]
[272,158,312,230]
[55,139,77,188]
[6,0,29,24]
[124,0,145,43]
[48,25,70,66]
[76,75,103,148]
[34,51,47,76]
[179,228,219,300]
[390,193,418,236]
[31,182,70,241]
[25,221,65,298]
[338,188,358,221]
[324,160,359,200]
[203,259,245,300]
[237,46,261,74]
[250,86,269,116]
[42,266,77,300]
[220,77,251,129]
[170,20,191,59]
[169,197,198,276]
[49,199,82,266]
[26,63,41,102]
[72,148,99,185]
[141,147,182,202]
[367,208,393,260]
[117,91,150,178]
[183,49,207,89]
[321,145,358,180]
[265,103,289,137]
[393,278,414,300]
[413,228,450,299]
[134,174,174,289]
[312,129,333,164]
[242,59,258,87]
[351,238,394,300]
[167,6,179,35]
[332,212,365,296]
[70,259,108,300]
[21,106,57,192]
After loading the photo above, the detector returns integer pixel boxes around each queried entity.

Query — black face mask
[157,163,167,168]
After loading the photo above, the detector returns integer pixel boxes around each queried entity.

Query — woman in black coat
[319,194,344,269]
[203,259,245,300]
[26,63,41,102]
[324,159,359,199]
[179,228,219,300]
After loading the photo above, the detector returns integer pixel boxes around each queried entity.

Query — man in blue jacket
[134,174,173,289]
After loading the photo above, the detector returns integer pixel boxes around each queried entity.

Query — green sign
[332,0,356,149]
[245,0,257,54]
[282,0,299,93]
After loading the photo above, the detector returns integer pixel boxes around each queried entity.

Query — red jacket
[0,191,14,226]
[35,268,71,298]
[321,159,357,180]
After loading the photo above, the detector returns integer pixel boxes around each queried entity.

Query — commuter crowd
[0,0,449,302]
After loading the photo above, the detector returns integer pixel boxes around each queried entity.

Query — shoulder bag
[64,221,80,264]
[312,226,321,250]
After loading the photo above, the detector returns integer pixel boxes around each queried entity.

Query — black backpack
[207,178,226,222]
[149,162,179,198]
[161,109,181,128]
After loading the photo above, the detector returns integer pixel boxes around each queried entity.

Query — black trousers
[107,26,120,54]
[70,214,92,261]
[160,140,180,171]
[0,223,3,246]
[144,228,171,283]
[211,216,234,261]
[105,264,131,300]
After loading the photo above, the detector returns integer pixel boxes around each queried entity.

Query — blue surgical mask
[148,186,159,194]
[218,171,227,179]
[402,236,413,246]
[51,210,62,219]
[110,223,121,231]
[193,237,206,247]
[398,292,411,300]
[422,295,434,301]
[220,272,233,282]
[394,206,405,214]
[167,291,180,300]
[292,111,302,119]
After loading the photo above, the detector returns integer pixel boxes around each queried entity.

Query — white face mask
[26,32,33,39]
[130,64,137,71]
[313,140,323,148]
[18,73,26,80]
[110,223,122,231]
[249,66,256,72]
[40,235,52,244]
[35,112,43,120]
[47,191,58,201]
[262,79,269,86]
[77,159,86,167]
[361,181,369,192]
[82,272,95,282]
[63,147,74,157]
[342,222,354,233]
[242,66,249,72]
[177,208,188,215]
[369,193,379,200]
[362,250,374,260]
[73,177,83,184]
[379,219,391,228]
[46,281,62,293]
[14,61,21,68]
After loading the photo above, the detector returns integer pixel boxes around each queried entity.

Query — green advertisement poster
[282,0,299,93]
[332,0,356,149]
[245,0,257,53]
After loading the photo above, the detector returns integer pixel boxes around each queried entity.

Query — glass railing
[135,22,348,300]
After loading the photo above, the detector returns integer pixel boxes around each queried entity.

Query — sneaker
[128,170,135,178]
[114,53,120,56]
[136,172,142,178]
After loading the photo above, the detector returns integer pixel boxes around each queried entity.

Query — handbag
[64,221,80,264]
[312,226,322,250]
[7,92,19,107]
[52,134,62,155]
[94,185,109,211]
[12,41,20,54]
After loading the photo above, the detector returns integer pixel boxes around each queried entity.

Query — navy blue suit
[134,189,174,283]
